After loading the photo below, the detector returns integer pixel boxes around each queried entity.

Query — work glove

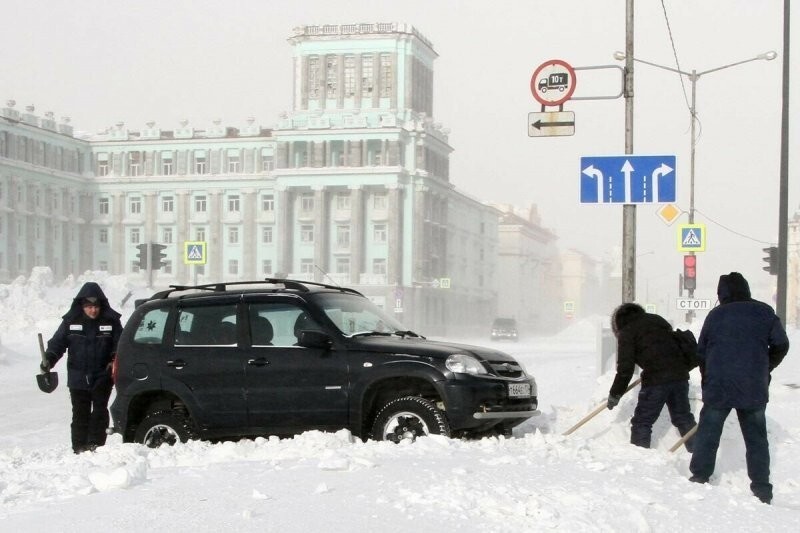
[606,394,621,410]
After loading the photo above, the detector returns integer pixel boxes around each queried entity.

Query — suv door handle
[166,359,186,369]
[247,358,270,367]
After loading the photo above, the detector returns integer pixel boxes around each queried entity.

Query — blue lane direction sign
[580,155,676,204]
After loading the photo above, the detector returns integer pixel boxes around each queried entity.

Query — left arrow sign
[528,111,575,137]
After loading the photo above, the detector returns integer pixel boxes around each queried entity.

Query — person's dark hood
[717,272,752,304]
[63,282,121,320]
[611,302,646,336]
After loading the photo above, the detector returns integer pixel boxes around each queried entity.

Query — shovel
[36,332,58,393]
[562,377,642,436]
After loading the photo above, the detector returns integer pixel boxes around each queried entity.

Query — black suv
[111,279,538,446]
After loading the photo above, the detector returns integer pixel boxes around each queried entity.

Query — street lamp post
[613,50,777,309]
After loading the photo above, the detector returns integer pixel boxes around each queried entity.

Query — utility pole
[777,0,790,324]
[621,0,636,303]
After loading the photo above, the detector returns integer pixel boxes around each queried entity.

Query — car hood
[345,335,519,363]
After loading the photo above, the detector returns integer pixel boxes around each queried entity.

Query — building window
[373,224,387,243]
[336,194,350,210]
[128,152,141,176]
[130,197,142,214]
[163,227,173,244]
[300,224,314,243]
[99,261,108,271]
[300,195,314,211]
[229,226,239,244]
[98,197,109,215]
[162,196,174,213]
[262,259,273,275]
[262,226,273,244]
[162,155,173,175]
[195,155,207,174]
[379,53,392,97]
[163,260,173,275]
[195,227,206,241]
[308,56,321,98]
[361,55,373,95]
[262,194,274,211]
[262,156,274,172]
[335,257,350,274]
[326,55,338,98]
[344,55,356,97]
[99,228,108,244]
[336,225,350,248]
[227,155,240,173]
[97,158,109,176]
[195,195,207,213]
[373,194,387,210]
[130,228,141,244]
[228,195,240,212]
[228,259,239,275]
[300,259,314,274]
[372,258,387,275]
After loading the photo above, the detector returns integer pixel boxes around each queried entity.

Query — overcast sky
[3,0,797,315]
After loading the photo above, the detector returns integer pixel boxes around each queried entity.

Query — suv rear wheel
[371,396,450,443]
[134,410,196,447]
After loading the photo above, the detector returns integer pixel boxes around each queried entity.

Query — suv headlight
[445,353,488,375]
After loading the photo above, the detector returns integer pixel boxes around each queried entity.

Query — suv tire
[134,410,196,448]
[371,396,451,443]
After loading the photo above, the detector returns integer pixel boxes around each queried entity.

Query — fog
[2,0,797,319]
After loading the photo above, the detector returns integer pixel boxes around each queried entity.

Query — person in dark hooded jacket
[607,303,697,449]
[42,282,123,453]
[689,272,789,504]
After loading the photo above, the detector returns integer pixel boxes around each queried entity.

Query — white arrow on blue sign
[580,155,676,204]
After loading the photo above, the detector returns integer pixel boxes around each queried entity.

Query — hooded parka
[45,282,123,390]
[697,272,789,409]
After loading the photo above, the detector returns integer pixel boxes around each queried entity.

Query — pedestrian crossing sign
[677,224,705,252]
[184,241,207,265]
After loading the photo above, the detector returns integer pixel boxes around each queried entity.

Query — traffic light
[683,255,697,291]
[135,243,148,270]
[151,244,168,270]
[762,246,778,275]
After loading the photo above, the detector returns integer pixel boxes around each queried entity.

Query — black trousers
[69,377,113,452]
[631,380,696,449]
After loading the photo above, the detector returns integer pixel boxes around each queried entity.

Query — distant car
[111,279,539,447]
[491,318,519,342]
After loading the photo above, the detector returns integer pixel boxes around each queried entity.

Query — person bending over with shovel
[607,303,697,450]
[41,282,123,454]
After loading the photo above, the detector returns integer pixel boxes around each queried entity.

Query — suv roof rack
[140,278,362,305]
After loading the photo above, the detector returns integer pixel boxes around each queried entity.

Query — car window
[248,302,320,347]
[133,308,169,345]
[315,293,403,336]
[175,303,238,346]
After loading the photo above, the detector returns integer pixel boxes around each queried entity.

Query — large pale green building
[1,22,560,334]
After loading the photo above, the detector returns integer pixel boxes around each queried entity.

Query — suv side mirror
[297,330,332,349]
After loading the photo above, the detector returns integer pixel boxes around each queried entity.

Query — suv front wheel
[134,410,196,447]
[371,396,450,443]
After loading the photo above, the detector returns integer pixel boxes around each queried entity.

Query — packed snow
[1,269,799,532]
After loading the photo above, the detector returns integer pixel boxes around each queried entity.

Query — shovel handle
[562,377,642,436]
[38,333,47,364]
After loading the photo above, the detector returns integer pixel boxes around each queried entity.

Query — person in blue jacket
[42,282,123,453]
[689,272,789,504]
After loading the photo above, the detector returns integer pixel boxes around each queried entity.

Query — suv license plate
[508,383,531,398]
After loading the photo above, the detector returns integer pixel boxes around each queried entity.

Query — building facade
[0,22,523,335]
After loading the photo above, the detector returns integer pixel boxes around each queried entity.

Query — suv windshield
[316,293,405,336]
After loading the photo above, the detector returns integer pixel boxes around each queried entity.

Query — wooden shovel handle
[38,333,47,364]
[562,377,642,436]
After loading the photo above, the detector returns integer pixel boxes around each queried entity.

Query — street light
[613,50,776,225]
[613,50,777,312]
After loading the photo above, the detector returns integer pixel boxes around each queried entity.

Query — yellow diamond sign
[657,203,682,225]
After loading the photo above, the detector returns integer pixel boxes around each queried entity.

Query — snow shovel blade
[37,370,59,393]
[36,332,58,393]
